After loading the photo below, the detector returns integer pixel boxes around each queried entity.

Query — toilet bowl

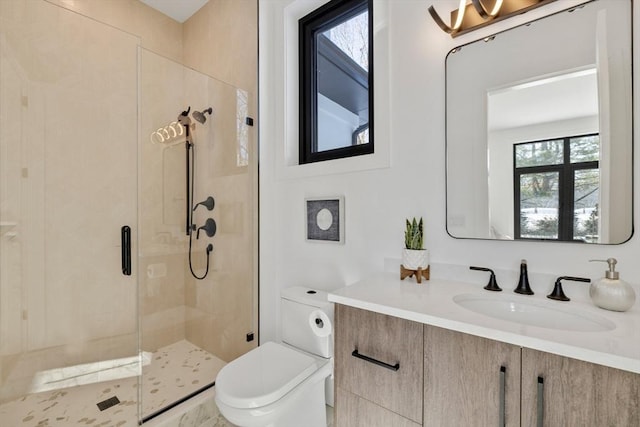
[215,287,334,427]
[215,342,332,427]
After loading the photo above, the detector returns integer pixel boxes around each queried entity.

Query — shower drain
[96,396,120,411]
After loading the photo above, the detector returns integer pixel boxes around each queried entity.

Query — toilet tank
[281,287,334,358]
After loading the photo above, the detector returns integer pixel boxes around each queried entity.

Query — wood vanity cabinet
[334,304,640,427]
[423,325,521,427]
[423,327,640,426]
[521,348,640,427]
[334,304,423,426]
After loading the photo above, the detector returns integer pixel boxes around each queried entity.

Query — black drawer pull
[499,366,506,427]
[351,349,400,371]
[537,376,544,427]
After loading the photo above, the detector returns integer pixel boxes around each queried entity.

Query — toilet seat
[215,342,324,409]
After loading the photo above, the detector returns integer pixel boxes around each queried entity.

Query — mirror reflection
[446,0,632,244]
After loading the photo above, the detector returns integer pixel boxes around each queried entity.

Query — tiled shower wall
[50,0,258,359]
[138,46,258,363]
[181,0,259,364]
[0,0,257,403]
[0,0,140,401]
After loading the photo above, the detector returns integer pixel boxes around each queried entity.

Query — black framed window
[299,0,373,164]
[514,134,600,242]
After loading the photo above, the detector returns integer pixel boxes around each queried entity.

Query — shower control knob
[196,218,217,239]
[193,196,215,211]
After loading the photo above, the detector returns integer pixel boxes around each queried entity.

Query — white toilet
[215,287,334,427]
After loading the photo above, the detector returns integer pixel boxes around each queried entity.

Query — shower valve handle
[196,218,217,239]
[193,196,215,211]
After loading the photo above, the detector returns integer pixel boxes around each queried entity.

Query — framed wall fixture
[305,197,345,243]
[429,0,556,37]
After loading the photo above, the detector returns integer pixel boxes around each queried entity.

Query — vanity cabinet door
[423,325,521,427]
[521,348,640,427]
[334,304,424,424]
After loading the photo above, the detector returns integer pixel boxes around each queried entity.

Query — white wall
[259,0,640,344]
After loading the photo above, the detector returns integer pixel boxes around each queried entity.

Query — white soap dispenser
[589,258,636,312]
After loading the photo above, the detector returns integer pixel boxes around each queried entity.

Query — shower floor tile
[141,340,225,417]
[0,340,225,426]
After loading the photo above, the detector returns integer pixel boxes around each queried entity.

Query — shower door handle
[121,226,131,276]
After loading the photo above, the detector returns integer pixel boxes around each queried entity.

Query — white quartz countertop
[328,272,640,374]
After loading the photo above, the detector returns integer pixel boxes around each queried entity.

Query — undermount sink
[453,293,616,332]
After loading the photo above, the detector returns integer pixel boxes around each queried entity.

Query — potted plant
[402,217,429,270]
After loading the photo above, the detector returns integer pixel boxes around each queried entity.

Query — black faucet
[469,266,502,291]
[547,276,591,301]
[514,259,534,295]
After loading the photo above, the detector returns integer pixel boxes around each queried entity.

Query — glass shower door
[0,1,140,425]
[139,49,258,421]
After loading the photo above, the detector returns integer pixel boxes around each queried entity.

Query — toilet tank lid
[281,286,330,308]
[215,342,320,409]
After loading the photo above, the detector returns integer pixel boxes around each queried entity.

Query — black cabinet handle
[499,366,506,427]
[121,226,131,276]
[351,349,399,371]
[537,376,544,427]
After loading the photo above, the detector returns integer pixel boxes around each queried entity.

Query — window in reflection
[515,140,564,167]
[514,134,599,242]
[574,169,600,242]
[518,171,560,239]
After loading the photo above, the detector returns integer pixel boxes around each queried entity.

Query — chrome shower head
[192,107,213,124]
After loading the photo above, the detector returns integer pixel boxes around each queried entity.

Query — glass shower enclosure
[138,48,258,421]
[0,1,257,424]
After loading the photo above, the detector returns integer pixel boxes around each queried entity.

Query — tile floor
[0,340,334,427]
[0,340,225,426]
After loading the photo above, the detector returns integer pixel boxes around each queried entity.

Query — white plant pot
[402,249,429,270]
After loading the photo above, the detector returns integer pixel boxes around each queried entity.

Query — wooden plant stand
[400,265,430,284]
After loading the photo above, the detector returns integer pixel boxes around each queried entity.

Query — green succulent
[404,217,424,250]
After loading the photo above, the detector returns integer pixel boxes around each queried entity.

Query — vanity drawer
[335,387,421,427]
[335,304,423,424]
